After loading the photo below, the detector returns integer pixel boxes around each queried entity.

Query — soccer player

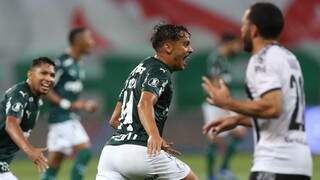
[202,2,312,180]
[42,28,97,180]
[202,33,246,180]
[0,57,55,180]
[96,23,198,180]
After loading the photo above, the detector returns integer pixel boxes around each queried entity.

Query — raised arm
[202,77,282,119]
[46,90,96,113]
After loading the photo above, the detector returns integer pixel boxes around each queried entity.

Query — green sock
[221,137,241,170]
[206,142,218,177]
[41,166,59,180]
[71,148,92,180]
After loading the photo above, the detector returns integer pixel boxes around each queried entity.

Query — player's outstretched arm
[138,91,162,156]
[203,115,251,137]
[202,76,282,119]
[109,102,122,129]
[5,116,48,172]
[46,90,97,112]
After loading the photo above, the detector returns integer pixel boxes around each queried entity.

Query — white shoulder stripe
[63,58,73,67]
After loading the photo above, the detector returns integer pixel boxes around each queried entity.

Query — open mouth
[40,81,52,91]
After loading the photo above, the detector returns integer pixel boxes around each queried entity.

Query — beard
[243,30,253,53]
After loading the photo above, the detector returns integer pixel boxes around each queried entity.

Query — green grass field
[11,154,319,180]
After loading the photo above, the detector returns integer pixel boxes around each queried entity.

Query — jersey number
[119,90,134,131]
[289,75,305,131]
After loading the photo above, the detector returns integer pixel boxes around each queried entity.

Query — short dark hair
[68,27,87,45]
[248,2,284,39]
[220,32,238,44]
[150,23,190,50]
[31,57,55,69]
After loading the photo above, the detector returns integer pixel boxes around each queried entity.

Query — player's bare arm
[5,116,48,172]
[46,90,97,112]
[109,102,122,129]
[202,76,282,119]
[137,91,162,156]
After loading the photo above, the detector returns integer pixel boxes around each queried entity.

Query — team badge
[12,102,23,112]
[148,78,160,87]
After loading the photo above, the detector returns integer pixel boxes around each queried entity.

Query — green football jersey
[0,82,42,172]
[48,53,85,123]
[107,57,173,147]
[206,51,231,83]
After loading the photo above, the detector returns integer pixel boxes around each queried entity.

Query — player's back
[108,57,172,147]
[246,44,312,176]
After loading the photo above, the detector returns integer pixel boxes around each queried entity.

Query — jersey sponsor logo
[19,90,27,98]
[148,78,160,87]
[64,81,83,93]
[254,65,266,73]
[12,102,23,112]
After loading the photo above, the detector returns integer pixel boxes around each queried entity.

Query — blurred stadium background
[0,0,319,179]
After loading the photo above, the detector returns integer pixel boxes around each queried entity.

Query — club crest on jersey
[12,102,23,112]
[148,78,160,87]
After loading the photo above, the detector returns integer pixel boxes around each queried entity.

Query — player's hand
[26,147,48,173]
[162,139,181,156]
[83,100,97,113]
[147,135,162,157]
[202,76,231,108]
[203,116,239,137]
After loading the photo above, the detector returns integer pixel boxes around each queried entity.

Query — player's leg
[41,121,70,180]
[70,119,92,180]
[202,102,229,180]
[41,152,65,180]
[206,135,221,180]
[221,127,246,169]
[71,142,91,180]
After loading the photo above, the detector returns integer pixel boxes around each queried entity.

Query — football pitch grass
[11,153,319,180]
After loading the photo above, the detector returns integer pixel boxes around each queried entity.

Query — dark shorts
[249,171,310,180]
